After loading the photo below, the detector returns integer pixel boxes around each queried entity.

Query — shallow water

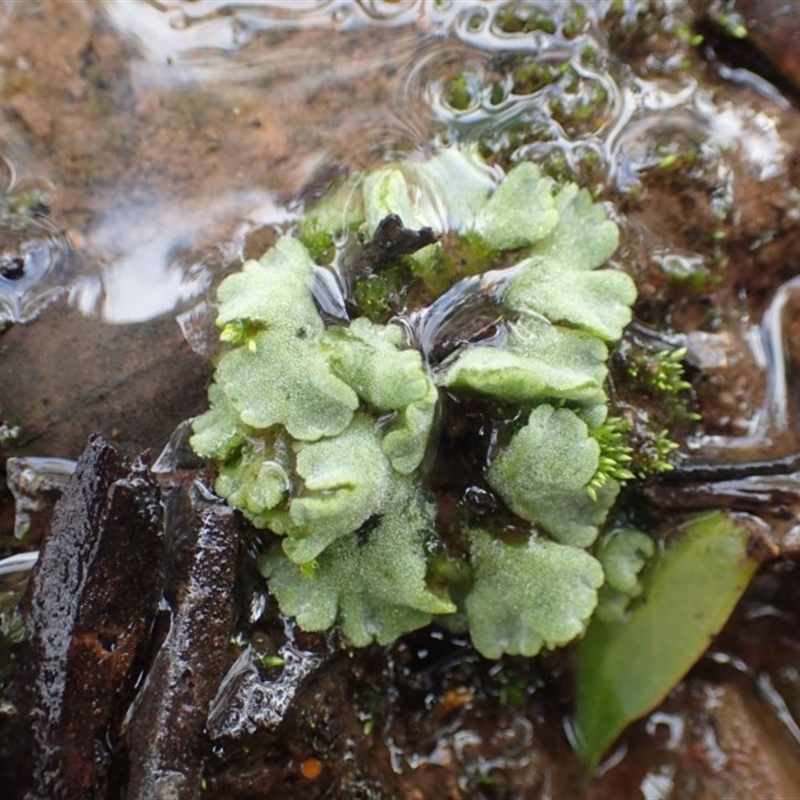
[0,0,788,330]
[0,4,788,328]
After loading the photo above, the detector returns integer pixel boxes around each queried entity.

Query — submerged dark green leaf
[573,511,769,771]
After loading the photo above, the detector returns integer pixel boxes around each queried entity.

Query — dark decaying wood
[124,485,238,800]
[14,435,163,800]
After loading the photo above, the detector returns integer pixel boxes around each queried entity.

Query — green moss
[298,175,364,262]
[420,230,495,297]
[444,74,479,111]
[587,416,634,500]
[511,60,566,96]
[626,345,698,425]
[494,3,558,35]
[351,270,405,321]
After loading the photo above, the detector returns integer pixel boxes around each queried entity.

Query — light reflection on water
[0,0,792,460]
[0,0,790,326]
[104,0,455,71]
[69,189,292,323]
[96,0,600,327]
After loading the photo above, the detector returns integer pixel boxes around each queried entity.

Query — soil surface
[2,1,800,798]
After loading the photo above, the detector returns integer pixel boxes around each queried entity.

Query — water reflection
[0,0,786,328]
[640,765,675,800]
[103,0,445,69]
[69,190,290,323]
[0,204,71,324]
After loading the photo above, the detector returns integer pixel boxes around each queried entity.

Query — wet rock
[124,484,238,800]
[0,301,212,459]
[344,214,437,280]
[595,676,800,800]
[645,459,800,514]
[699,678,800,798]
[12,435,163,800]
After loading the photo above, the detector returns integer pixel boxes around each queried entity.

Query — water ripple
[0,210,72,324]
[47,0,796,329]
